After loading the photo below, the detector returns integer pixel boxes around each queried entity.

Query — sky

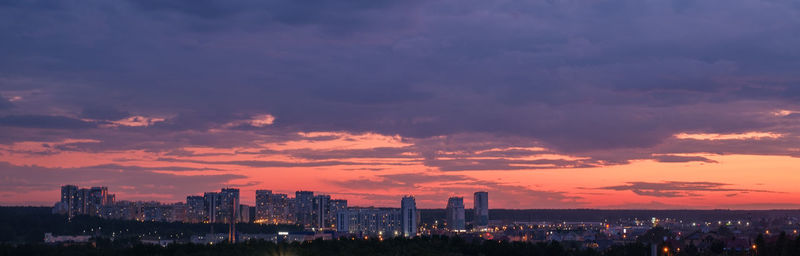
[1,0,800,209]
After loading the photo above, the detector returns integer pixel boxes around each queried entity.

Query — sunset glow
[2,0,800,211]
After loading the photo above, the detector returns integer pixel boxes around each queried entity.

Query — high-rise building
[106,194,115,205]
[218,188,240,223]
[255,190,293,224]
[239,205,251,223]
[88,187,109,216]
[57,186,127,220]
[313,195,331,229]
[473,191,489,227]
[401,196,417,237]
[171,203,187,222]
[446,197,466,232]
[60,185,77,204]
[186,196,206,223]
[294,191,314,227]
[273,193,293,224]
[255,190,272,222]
[75,188,90,215]
[60,185,78,217]
[344,207,402,236]
[204,192,219,223]
[57,185,111,217]
[100,200,136,220]
[329,199,348,231]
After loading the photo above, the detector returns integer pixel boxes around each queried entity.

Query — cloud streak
[1,0,800,208]
[596,181,775,198]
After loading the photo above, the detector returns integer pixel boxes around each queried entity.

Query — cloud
[104,115,165,127]
[2,0,800,207]
[599,201,688,210]
[155,157,408,168]
[80,106,130,120]
[651,155,717,163]
[223,114,275,129]
[332,172,585,208]
[716,203,800,210]
[2,0,798,154]
[0,115,96,129]
[282,147,416,160]
[596,181,774,198]
[674,132,783,141]
[0,161,245,202]
[0,95,13,110]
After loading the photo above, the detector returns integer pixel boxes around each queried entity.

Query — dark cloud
[0,115,96,129]
[284,147,416,160]
[0,95,12,110]
[79,106,130,120]
[0,0,799,167]
[155,157,409,168]
[597,181,774,198]
[716,203,800,210]
[0,161,245,202]
[651,155,717,163]
[424,158,600,171]
[87,164,223,172]
[332,172,585,208]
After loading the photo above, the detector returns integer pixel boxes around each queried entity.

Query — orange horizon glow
[1,131,798,210]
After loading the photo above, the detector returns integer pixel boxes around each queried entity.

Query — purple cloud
[0,0,799,170]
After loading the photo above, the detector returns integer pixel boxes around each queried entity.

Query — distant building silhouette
[312,194,330,229]
[473,191,489,227]
[401,196,417,237]
[186,196,205,223]
[329,199,348,231]
[343,207,401,235]
[446,197,466,232]
[294,191,314,227]
[56,185,113,218]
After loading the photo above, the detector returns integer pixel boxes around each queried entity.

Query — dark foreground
[2,238,640,256]
[3,207,800,255]
[3,236,800,256]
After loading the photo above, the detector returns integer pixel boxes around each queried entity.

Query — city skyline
[2,0,800,210]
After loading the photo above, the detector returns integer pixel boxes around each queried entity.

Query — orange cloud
[674,132,782,140]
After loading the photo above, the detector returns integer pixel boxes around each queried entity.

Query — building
[473,191,489,227]
[401,196,417,237]
[60,185,78,217]
[87,187,109,216]
[255,190,272,222]
[329,199,348,231]
[138,201,177,222]
[56,185,112,217]
[336,210,349,233]
[255,190,295,224]
[312,195,330,229]
[186,196,206,223]
[446,197,466,232]
[106,194,115,205]
[204,192,219,223]
[171,203,187,222]
[100,200,137,220]
[217,188,240,224]
[295,191,314,227]
[239,205,251,223]
[44,233,90,244]
[254,190,295,224]
[344,207,401,236]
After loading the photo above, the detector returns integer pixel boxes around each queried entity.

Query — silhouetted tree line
[3,207,800,255]
[1,236,644,256]
[0,207,301,244]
